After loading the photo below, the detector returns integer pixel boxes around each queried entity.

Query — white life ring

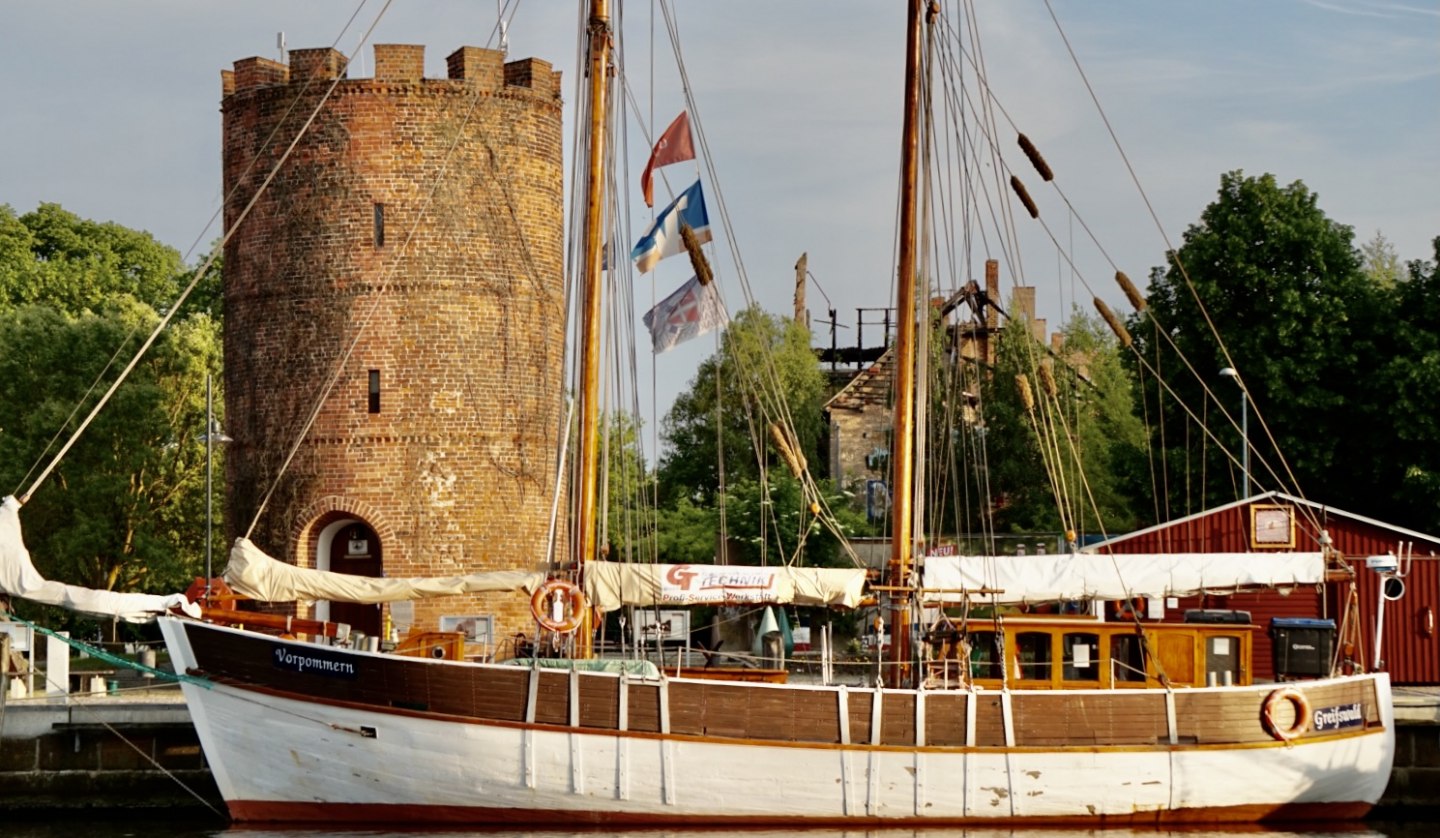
[1261,686,1311,741]
[530,578,586,634]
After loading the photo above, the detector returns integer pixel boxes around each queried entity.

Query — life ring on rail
[1261,686,1312,742]
[530,578,586,634]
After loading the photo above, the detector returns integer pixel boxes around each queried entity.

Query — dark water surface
[2,819,1437,838]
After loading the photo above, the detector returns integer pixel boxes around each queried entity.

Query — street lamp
[199,374,232,601]
[1219,367,1248,499]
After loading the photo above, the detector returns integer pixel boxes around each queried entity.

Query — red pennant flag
[641,112,696,207]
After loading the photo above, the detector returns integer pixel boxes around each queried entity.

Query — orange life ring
[530,578,586,634]
[1113,598,1141,620]
[1261,686,1312,742]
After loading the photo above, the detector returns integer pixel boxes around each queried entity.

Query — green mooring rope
[5,614,212,689]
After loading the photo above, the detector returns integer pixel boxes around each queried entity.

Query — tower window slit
[368,369,381,414]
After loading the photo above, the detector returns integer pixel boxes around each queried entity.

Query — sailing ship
[3,0,1396,826]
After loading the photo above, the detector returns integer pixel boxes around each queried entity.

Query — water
[0,819,1434,838]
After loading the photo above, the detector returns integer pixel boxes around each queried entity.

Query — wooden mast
[886,0,924,686]
[573,0,611,655]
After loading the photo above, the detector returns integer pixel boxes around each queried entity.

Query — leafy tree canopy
[0,203,187,315]
[977,304,1145,538]
[0,206,223,631]
[721,468,868,568]
[1372,237,1440,531]
[0,301,222,598]
[1128,171,1392,519]
[658,306,827,504]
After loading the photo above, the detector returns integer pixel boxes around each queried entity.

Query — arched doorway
[313,518,383,637]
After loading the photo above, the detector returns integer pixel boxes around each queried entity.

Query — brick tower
[219,44,565,652]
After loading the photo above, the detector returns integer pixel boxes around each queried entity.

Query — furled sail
[585,561,867,612]
[922,551,1325,603]
[0,496,197,622]
[223,537,545,604]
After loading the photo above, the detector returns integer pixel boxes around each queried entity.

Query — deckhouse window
[967,631,1002,680]
[1014,632,1051,681]
[1110,634,1146,683]
[1062,632,1100,682]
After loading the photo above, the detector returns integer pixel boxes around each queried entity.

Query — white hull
[160,618,1394,825]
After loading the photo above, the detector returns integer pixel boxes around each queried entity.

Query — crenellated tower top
[221,44,560,100]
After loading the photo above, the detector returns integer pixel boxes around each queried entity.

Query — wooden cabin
[924,616,1255,690]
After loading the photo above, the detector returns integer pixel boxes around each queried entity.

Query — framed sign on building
[1251,504,1296,549]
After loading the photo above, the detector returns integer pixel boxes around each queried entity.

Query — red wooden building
[1088,491,1440,684]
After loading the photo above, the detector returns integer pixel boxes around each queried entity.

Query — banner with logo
[584,561,867,613]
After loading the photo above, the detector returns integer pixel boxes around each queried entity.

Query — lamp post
[1219,367,1248,498]
[200,375,232,601]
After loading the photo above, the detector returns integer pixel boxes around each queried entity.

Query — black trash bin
[1270,617,1335,680]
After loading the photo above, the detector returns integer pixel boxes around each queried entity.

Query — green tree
[0,206,222,626]
[658,306,827,503]
[599,412,655,563]
[653,498,719,565]
[1359,231,1402,288]
[1373,238,1440,532]
[721,468,867,568]
[1128,171,1388,519]
[0,301,222,597]
[976,305,1144,537]
[0,203,185,314]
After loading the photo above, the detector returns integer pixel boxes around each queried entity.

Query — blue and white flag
[642,275,728,353]
[631,180,710,274]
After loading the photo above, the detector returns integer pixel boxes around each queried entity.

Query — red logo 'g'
[665,565,698,589]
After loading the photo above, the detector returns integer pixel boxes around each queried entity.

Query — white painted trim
[965,689,976,746]
[870,688,883,745]
[618,674,629,731]
[1000,690,1015,747]
[915,690,926,747]
[525,667,539,723]
[1165,688,1178,745]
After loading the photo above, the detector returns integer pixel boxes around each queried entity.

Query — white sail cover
[585,561,867,612]
[223,537,545,604]
[922,551,1326,603]
[0,496,196,622]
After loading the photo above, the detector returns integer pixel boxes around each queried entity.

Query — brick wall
[220,44,565,647]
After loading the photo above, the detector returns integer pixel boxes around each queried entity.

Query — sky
[2,1,1437,457]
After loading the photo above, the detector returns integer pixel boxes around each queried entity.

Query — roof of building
[825,346,895,413]
[1083,489,1440,552]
